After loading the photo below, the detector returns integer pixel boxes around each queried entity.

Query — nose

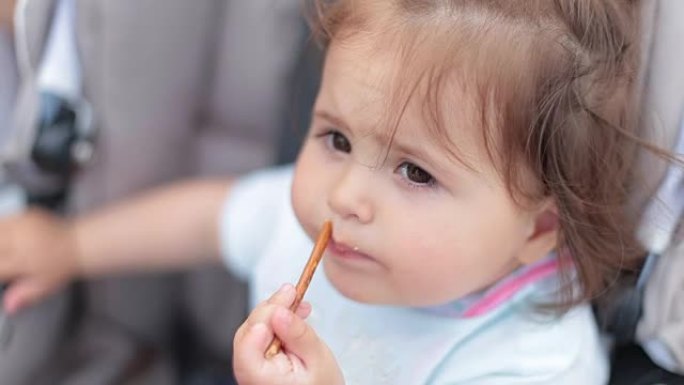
[327,164,375,224]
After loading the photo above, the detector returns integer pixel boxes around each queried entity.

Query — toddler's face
[292,39,551,307]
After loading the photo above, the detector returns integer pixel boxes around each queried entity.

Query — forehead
[317,37,486,167]
[319,39,393,120]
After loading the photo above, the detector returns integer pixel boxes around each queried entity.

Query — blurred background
[0,0,320,383]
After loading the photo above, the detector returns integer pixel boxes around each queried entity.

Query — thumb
[3,279,53,314]
[271,306,323,361]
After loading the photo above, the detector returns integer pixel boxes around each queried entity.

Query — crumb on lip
[330,238,373,260]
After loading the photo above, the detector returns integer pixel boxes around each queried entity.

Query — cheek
[382,204,526,304]
[291,148,327,237]
[388,236,508,305]
[391,229,476,301]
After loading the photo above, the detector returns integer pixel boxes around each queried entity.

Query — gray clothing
[1,0,305,383]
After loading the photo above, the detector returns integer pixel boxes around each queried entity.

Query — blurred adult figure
[0,0,308,383]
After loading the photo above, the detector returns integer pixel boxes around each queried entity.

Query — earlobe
[516,205,559,265]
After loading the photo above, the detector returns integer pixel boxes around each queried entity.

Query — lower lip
[327,241,375,262]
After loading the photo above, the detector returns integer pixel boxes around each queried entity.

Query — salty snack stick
[264,220,332,358]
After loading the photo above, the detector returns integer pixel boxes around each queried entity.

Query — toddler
[0,0,662,383]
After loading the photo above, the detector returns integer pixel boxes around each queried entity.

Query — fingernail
[299,301,312,313]
[278,283,294,294]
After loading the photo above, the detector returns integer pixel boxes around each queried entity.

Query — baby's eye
[326,130,352,153]
[398,162,435,186]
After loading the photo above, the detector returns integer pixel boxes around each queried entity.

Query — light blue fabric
[219,166,609,385]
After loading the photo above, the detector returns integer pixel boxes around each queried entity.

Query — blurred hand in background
[0,0,15,29]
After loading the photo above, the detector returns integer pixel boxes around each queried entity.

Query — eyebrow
[313,110,350,132]
[313,109,460,175]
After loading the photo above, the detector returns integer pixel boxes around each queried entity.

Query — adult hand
[0,208,81,314]
[0,0,16,29]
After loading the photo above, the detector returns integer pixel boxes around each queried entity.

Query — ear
[516,201,559,265]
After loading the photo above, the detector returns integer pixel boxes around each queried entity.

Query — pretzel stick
[264,220,332,358]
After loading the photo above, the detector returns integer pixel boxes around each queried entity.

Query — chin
[322,261,380,304]
[324,263,464,307]
[322,261,410,306]
[331,283,374,303]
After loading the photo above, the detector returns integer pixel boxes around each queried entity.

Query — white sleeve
[218,166,294,280]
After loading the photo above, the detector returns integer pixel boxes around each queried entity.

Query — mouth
[327,238,376,263]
